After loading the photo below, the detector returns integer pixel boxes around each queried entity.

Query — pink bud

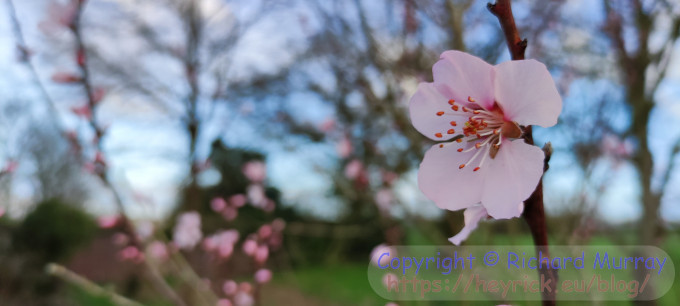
[243,161,266,183]
[336,137,352,158]
[254,245,269,264]
[229,194,247,207]
[211,197,227,212]
[218,242,233,258]
[222,207,238,221]
[238,282,253,294]
[147,241,168,260]
[344,159,363,180]
[202,237,217,251]
[258,225,273,240]
[254,269,272,284]
[243,240,257,256]
[97,215,119,228]
[222,280,238,295]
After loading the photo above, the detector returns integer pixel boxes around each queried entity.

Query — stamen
[467,96,476,103]
[435,133,443,138]
[436,111,444,116]
[447,129,455,134]
[457,148,463,152]
[459,164,465,169]
[473,167,480,172]
[452,105,459,111]
[456,138,462,143]
[448,99,455,105]
[450,121,457,126]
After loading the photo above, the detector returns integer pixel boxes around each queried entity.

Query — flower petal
[448,205,488,245]
[481,139,544,219]
[493,59,562,127]
[433,50,496,110]
[418,143,487,211]
[409,82,469,141]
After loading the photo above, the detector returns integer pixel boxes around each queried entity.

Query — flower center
[434,96,522,172]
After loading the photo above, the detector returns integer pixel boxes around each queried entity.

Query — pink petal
[494,60,562,127]
[481,139,545,219]
[418,143,487,211]
[254,268,272,284]
[409,83,469,141]
[448,205,487,245]
[433,51,496,110]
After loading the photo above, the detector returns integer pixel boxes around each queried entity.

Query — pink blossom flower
[254,268,272,284]
[2,160,18,174]
[211,197,227,212]
[254,245,269,264]
[374,188,395,212]
[258,225,273,240]
[216,299,232,306]
[243,239,258,256]
[97,215,119,229]
[271,218,286,232]
[223,280,238,295]
[336,137,352,158]
[173,211,203,250]
[344,159,363,179]
[40,0,78,31]
[370,244,396,266]
[233,291,254,306]
[246,184,267,207]
[410,51,561,223]
[448,205,488,245]
[119,246,140,261]
[229,194,247,207]
[147,241,169,260]
[238,282,253,293]
[243,161,266,183]
[222,207,238,221]
[71,104,92,119]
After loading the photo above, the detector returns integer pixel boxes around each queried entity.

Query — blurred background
[0,0,679,305]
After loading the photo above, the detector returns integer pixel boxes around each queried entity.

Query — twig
[488,1,557,305]
[46,263,144,306]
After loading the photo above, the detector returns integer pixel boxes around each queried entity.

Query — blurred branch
[46,264,144,306]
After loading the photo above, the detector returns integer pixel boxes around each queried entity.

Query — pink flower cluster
[211,195,246,221]
[173,211,203,250]
[203,229,240,259]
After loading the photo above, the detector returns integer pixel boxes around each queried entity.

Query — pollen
[435,133,443,138]
[436,111,445,116]
[447,129,455,134]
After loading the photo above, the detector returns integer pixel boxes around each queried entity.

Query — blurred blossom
[410,51,561,226]
[370,244,396,266]
[382,170,399,185]
[135,220,154,241]
[0,208,5,218]
[258,224,273,240]
[319,118,335,132]
[147,241,168,260]
[211,197,227,212]
[336,137,352,158]
[119,246,141,262]
[218,242,234,258]
[51,72,81,83]
[448,205,488,246]
[97,215,119,229]
[111,233,129,246]
[70,104,92,119]
[243,239,257,256]
[374,188,395,212]
[601,134,633,160]
[222,206,238,221]
[2,160,18,174]
[173,211,203,250]
[344,159,363,180]
[229,194,247,207]
[246,184,267,208]
[233,291,254,306]
[254,268,272,284]
[254,245,269,264]
[271,218,286,232]
[243,161,266,183]
[263,199,275,212]
[216,299,232,306]
[238,282,253,293]
[223,280,238,295]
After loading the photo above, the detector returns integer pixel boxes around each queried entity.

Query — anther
[436,111,445,116]
[475,143,481,149]
[456,138,462,143]
[450,121,457,126]
[435,133,443,138]
[448,99,455,105]
[447,129,455,134]
[473,110,480,114]
[459,164,465,169]
[457,148,463,152]
[452,105,459,111]
[473,167,480,172]
[468,96,476,103]
[462,107,469,112]
[439,144,444,148]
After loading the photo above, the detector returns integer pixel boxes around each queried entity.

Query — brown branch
[488,1,556,305]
